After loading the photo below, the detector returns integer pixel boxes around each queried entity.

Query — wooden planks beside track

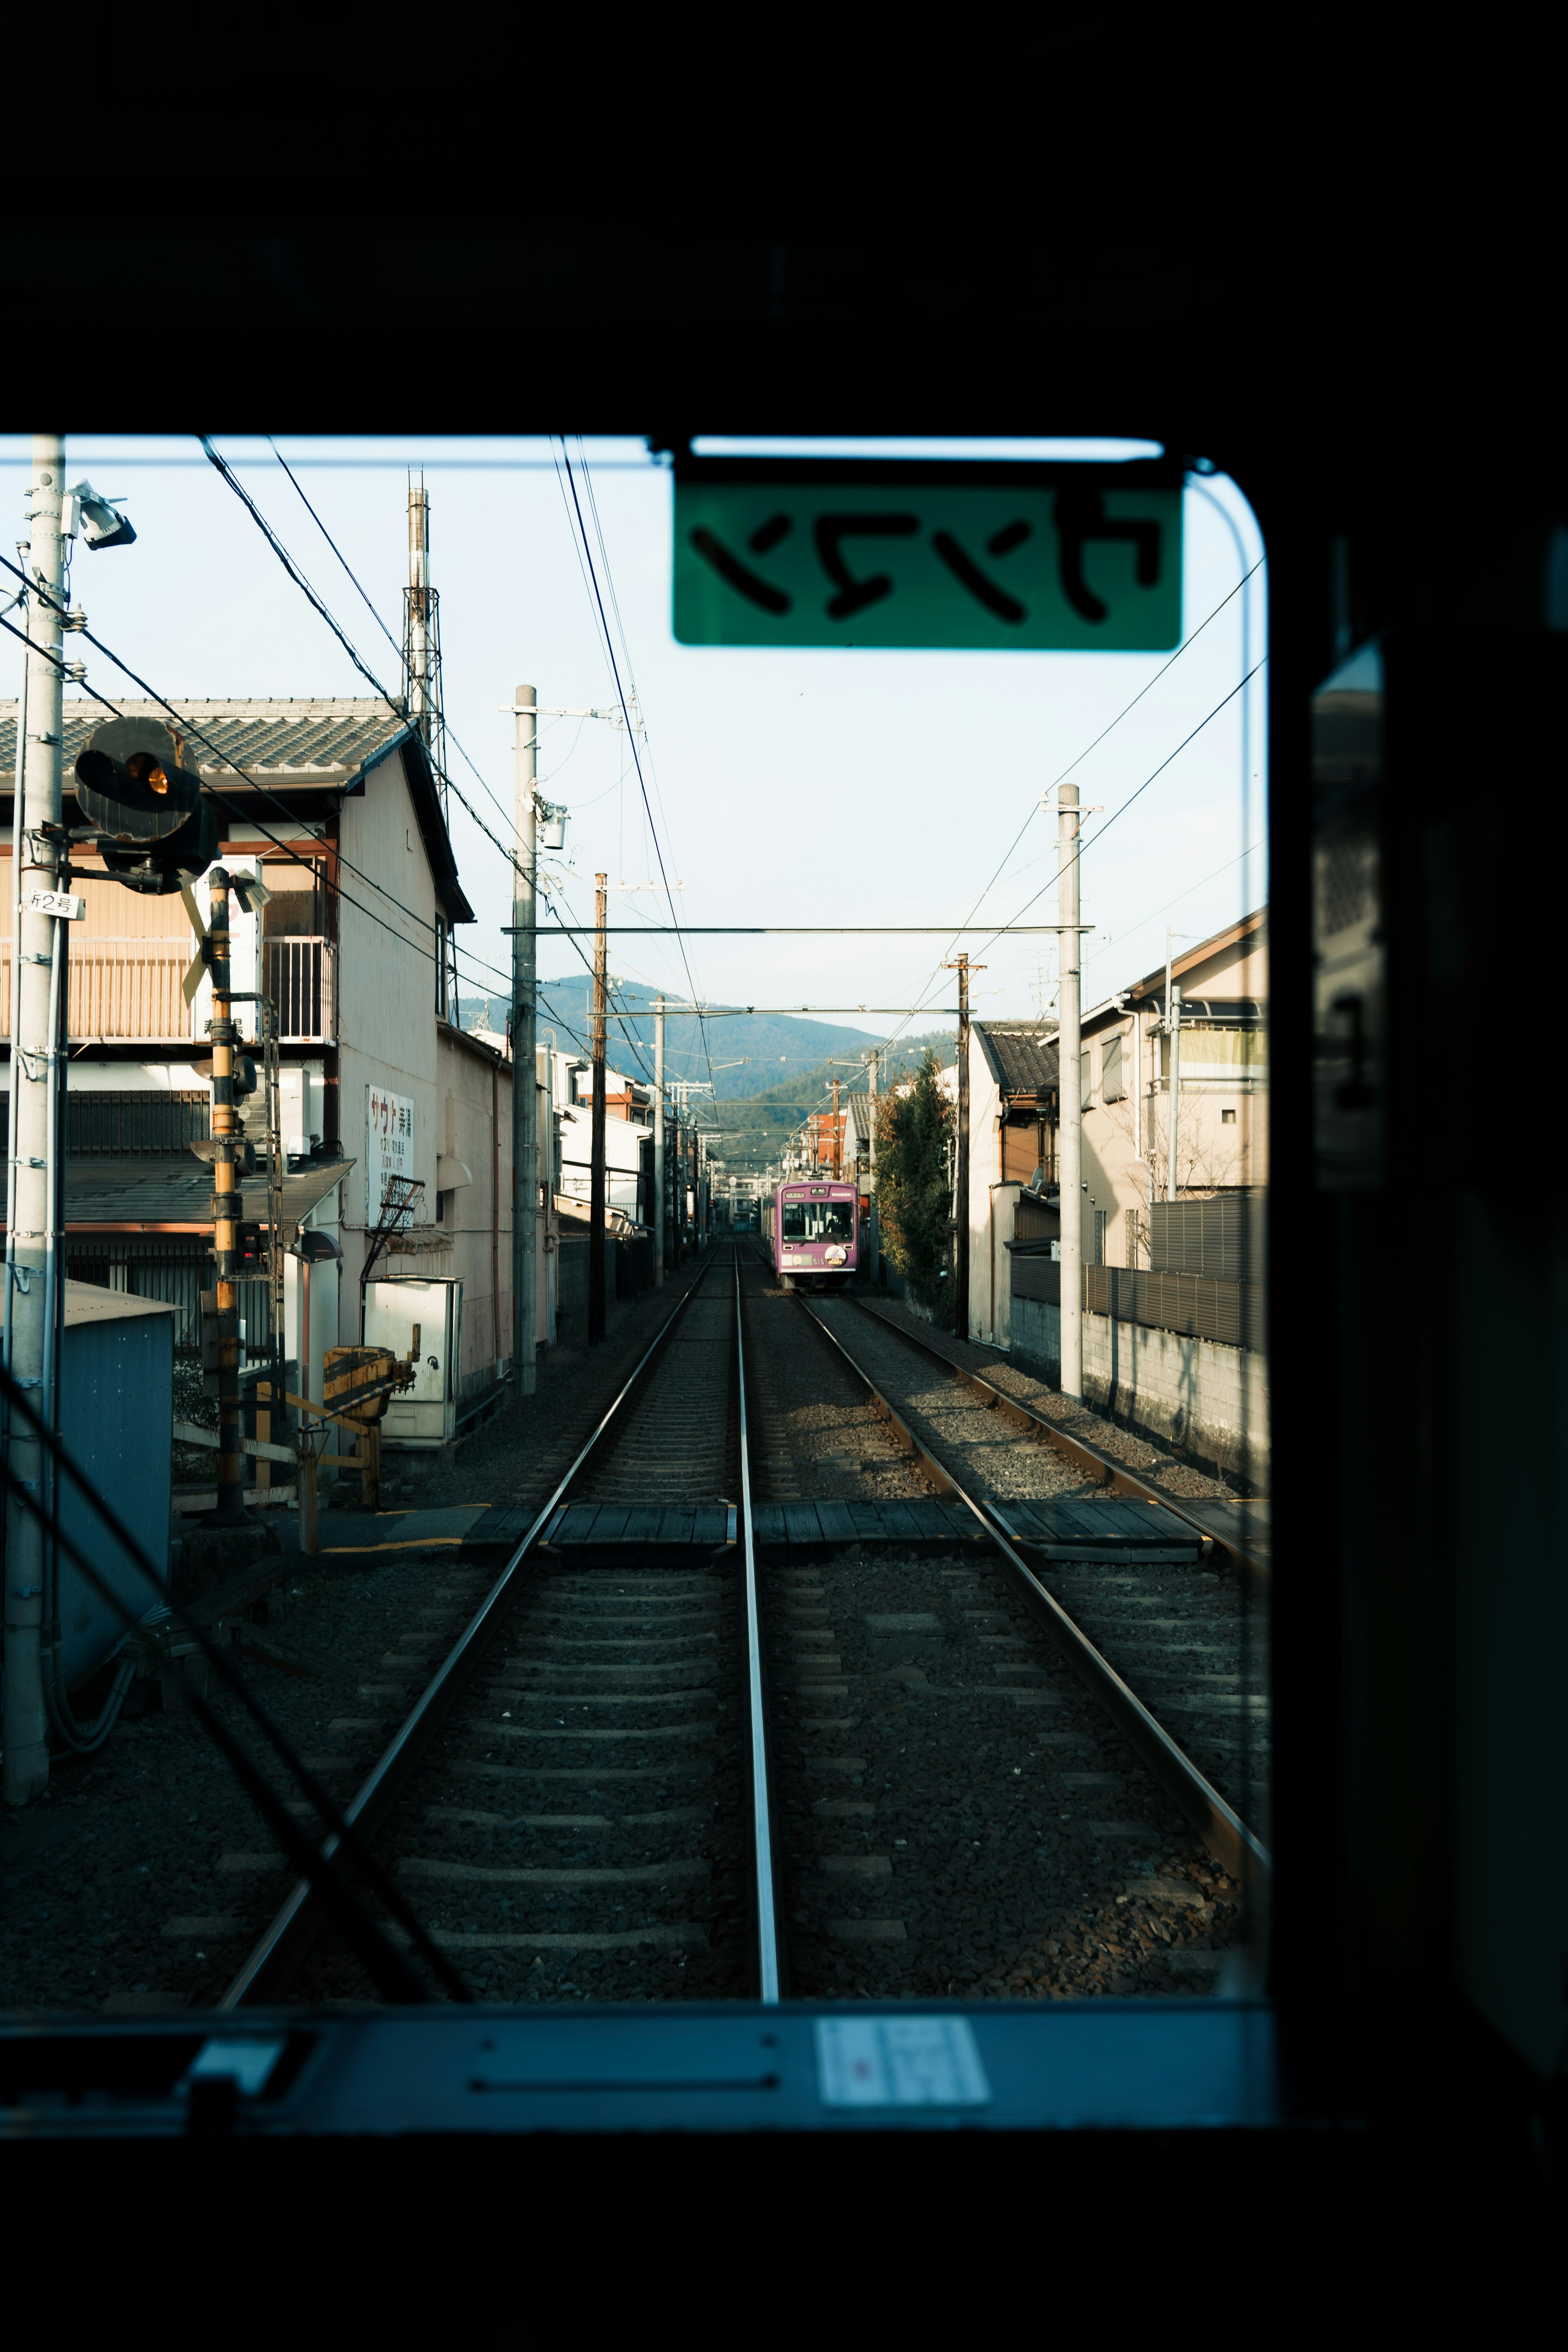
[462,1493,1205,1562]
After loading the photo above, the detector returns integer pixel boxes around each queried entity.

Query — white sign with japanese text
[366,1085,416,1221]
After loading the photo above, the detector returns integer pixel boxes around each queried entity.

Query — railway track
[817,1288,1270,1858]
[217,1241,1263,2011]
[220,1247,780,2008]
[734,1246,1265,1999]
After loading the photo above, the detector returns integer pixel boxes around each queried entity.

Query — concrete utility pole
[3,434,66,1805]
[831,1076,841,1178]
[866,1049,879,1281]
[588,873,608,1344]
[1057,784,1083,1402]
[1167,982,1183,1203]
[653,995,665,1285]
[512,685,537,1397]
[954,954,971,1340]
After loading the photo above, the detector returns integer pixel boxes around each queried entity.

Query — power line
[555,442,720,1106]
[203,437,555,946]
[0,555,514,1004]
[876,548,1265,1059]
[888,655,1267,1045]
[266,438,532,853]
[1081,836,1264,989]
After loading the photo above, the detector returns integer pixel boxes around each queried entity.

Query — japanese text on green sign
[673,476,1182,651]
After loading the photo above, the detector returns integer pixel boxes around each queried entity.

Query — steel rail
[220,1249,725,2008]
[848,1296,1267,1584]
[734,1255,782,2002]
[787,1288,1271,1893]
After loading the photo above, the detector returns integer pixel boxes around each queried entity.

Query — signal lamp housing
[73,717,218,893]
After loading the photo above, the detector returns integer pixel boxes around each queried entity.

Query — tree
[876,1049,954,1319]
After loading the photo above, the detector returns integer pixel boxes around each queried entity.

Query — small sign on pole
[25,889,86,921]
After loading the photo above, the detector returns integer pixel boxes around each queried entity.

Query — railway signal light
[72,717,218,894]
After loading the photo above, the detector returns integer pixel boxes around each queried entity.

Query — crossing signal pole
[204,872,249,1524]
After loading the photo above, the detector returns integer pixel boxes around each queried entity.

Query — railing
[2,936,337,1043]
[262,938,336,1042]
[2,941,192,1040]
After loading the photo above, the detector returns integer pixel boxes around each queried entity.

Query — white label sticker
[815,2016,991,2109]
[26,889,85,920]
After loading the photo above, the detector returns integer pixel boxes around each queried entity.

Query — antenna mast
[403,476,458,1013]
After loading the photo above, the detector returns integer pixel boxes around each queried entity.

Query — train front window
[782,1197,853,1240]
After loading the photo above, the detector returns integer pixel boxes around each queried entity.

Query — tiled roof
[0,697,474,926]
[975,1021,1060,1096]
[0,697,409,783]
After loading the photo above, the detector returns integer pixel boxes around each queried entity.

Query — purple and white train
[767,1178,860,1288]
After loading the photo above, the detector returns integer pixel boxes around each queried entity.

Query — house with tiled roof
[0,697,521,1458]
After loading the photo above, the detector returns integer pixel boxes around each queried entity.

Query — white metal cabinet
[365,1276,463,1447]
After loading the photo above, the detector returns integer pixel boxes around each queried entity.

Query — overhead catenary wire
[886,654,1268,1051]
[554,441,721,1105]
[200,439,570,985]
[266,436,542,849]
[0,551,517,1007]
[876,540,1267,1063]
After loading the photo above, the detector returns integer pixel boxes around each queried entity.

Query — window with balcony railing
[262,937,336,1041]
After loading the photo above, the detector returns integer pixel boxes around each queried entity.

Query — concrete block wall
[1009,1295,1268,1489]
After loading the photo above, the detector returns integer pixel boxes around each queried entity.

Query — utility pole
[589,872,608,1344]
[512,685,537,1396]
[955,955,970,1339]
[942,953,983,1342]
[1058,784,1083,1402]
[1167,982,1183,1202]
[866,1048,879,1281]
[2,434,65,1805]
[653,995,666,1285]
[831,1076,841,1178]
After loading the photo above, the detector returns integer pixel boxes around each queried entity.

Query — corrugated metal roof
[0,697,408,782]
[0,1154,355,1236]
[975,1021,1060,1096]
[0,697,475,926]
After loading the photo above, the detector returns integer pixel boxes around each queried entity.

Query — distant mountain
[456,976,953,1171]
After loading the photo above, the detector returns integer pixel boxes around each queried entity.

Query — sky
[0,434,1265,1092]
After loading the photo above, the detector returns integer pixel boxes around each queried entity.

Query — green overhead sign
[672,458,1183,652]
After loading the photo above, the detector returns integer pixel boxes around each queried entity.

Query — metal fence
[1147,1192,1265,1281]
[1085,1264,1267,1352]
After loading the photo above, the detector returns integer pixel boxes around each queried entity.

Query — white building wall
[336,747,441,1239]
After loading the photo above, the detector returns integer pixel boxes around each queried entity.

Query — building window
[1080,1045,1093,1111]
[1222,1107,1236,1124]
[1102,1033,1125,1103]
[1093,1208,1108,1265]
[436,1190,447,1224]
